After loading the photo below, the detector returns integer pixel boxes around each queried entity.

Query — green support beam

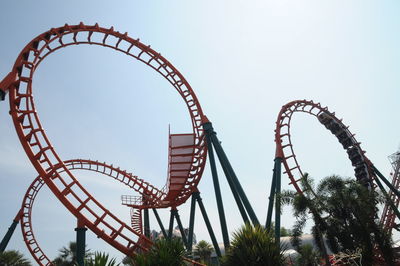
[0,216,19,252]
[209,130,260,226]
[374,175,400,222]
[266,162,277,229]
[274,157,282,245]
[204,123,249,224]
[0,90,5,101]
[193,192,222,257]
[152,209,167,238]
[218,158,249,223]
[204,123,230,250]
[174,210,189,250]
[75,222,87,266]
[143,208,150,238]
[168,208,175,239]
[187,194,197,252]
[373,165,400,198]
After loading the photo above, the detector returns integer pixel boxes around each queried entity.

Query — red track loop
[4,23,208,257]
[275,100,374,193]
[21,159,154,266]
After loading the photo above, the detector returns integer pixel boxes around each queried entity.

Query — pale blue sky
[1,0,400,262]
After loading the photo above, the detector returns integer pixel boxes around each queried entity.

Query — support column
[193,192,222,257]
[75,219,87,266]
[274,157,282,245]
[152,209,167,238]
[168,208,175,239]
[0,90,5,101]
[204,122,230,250]
[375,176,400,221]
[218,159,249,223]
[210,130,260,225]
[204,122,248,223]
[373,166,400,198]
[174,210,189,249]
[0,210,21,252]
[266,163,277,229]
[143,208,150,238]
[187,194,197,252]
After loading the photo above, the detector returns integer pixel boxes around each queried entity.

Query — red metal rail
[20,159,155,265]
[1,23,208,259]
[380,151,400,231]
[274,100,375,194]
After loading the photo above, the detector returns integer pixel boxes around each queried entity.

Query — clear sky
[0,0,400,263]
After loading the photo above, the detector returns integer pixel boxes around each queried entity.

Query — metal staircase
[130,208,142,234]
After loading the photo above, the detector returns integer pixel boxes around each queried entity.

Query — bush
[221,223,285,266]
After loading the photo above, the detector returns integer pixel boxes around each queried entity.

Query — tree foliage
[52,241,91,266]
[280,174,331,265]
[193,240,214,264]
[129,238,186,266]
[85,252,120,266]
[295,244,320,266]
[0,250,32,266]
[221,223,285,266]
[282,174,395,266]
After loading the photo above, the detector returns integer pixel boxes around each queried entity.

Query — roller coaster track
[275,100,374,194]
[20,159,154,265]
[381,151,400,230]
[0,23,207,258]
[274,100,400,236]
[1,22,398,265]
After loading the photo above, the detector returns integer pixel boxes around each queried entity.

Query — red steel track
[1,23,397,264]
[381,152,400,231]
[275,100,375,193]
[1,23,207,258]
[20,159,155,265]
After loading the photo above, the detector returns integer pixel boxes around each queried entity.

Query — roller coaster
[0,23,399,265]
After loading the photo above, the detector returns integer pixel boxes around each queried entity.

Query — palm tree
[0,250,32,266]
[130,238,186,266]
[85,252,120,266]
[280,173,331,266]
[316,175,393,265]
[221,223,285,266]
[53,241,91,266]
[193,240,214,264]
[295,244,319,266]
[282,174,395,266]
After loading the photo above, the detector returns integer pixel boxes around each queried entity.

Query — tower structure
[381,149,400,231]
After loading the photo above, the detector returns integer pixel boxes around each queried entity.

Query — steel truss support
[204,124,230,250]
[151,197,220,257]
[168,209,175,239]
[203,121,259,229]
[372,165,400,227]
[265,157,282,245]
[173,210,189,249]
[192,191,222,257]
[0,90,5,101]
[374,176,400,222]
[0,211,21,252]
[274,158,282,245]
[75,219,87,266]
[152,208,167,238]
[143,208,150,238]
[187,194,197,252]
[373,165,400,198]
[266,161,277,229]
